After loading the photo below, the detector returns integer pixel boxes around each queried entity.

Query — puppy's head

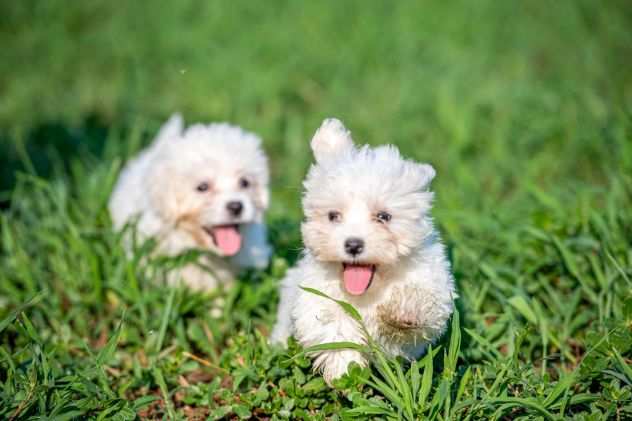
[302,118,435,295]
[147,115,269,256]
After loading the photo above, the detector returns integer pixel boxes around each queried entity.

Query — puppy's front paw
[379,310,423,330]
[376,286,428,342]
[313,350,367,385]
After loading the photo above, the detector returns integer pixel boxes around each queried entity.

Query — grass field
[1,1,632,419]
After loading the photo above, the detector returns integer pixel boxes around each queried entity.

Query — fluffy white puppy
[271,118,455,384]
[109,114,271,290]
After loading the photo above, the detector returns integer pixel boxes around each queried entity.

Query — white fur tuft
[417,163,436,190]
[154,113,184,148]
[310,118,354,163]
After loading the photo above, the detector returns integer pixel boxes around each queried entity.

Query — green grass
[1,0,632,419]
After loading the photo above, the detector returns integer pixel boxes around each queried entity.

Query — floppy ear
[310,118,354,163]
[154,113,184,148]
[417,163,436,190]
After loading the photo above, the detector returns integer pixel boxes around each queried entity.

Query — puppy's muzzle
[344,237,364,257]
[226,201,244,218]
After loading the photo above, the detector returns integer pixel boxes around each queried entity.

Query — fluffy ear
[154,113,184,148]
[310,118,354,163]
[417,163,436,190]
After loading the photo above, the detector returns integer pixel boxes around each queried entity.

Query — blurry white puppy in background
[109,114,271,291]
[271,118,455,384]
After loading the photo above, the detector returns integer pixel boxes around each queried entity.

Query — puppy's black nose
[226,201,243,217]
[344,238,365,256]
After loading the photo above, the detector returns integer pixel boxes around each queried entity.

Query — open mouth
[203,224,242,256]
[342,263,377,296]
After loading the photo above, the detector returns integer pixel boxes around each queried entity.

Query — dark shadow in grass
[267,218,303,266]
[0,114,110,208]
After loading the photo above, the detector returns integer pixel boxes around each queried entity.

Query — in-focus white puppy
[109,114,271,290]
[271,118,455,383]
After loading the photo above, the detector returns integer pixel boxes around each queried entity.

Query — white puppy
[109,114,271,290]
[271,118,455,383]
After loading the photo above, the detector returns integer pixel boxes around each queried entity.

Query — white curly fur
[271,118,456,384]
[109,113,271,290]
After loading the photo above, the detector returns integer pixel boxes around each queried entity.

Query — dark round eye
[328,211,342,223]
[239,177,250,189]
[196,182,210,192]
[376,211,392,223]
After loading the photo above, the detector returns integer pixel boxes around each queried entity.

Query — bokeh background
[1,1,632,418]
[2,0,631,219]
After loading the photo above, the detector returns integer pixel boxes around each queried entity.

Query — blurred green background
[2,0,631,222]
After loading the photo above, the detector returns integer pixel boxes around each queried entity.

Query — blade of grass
[96,313,125,367]
[300,286,363,323]
[153,367,176,419]
[0,293,44,334]
[486,397,556,420]
[154,287,176,353]
[418,346,434,409]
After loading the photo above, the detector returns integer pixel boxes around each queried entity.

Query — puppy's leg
[270,278,297,346]
[293,292,367,384]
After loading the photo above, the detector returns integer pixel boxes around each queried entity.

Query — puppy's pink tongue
[212,226,241,256]
[342,264,375,295]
